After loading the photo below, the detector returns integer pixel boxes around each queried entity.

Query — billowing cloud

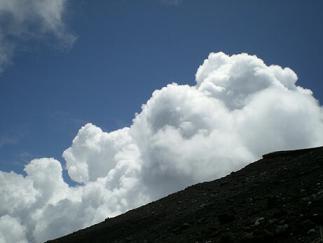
[0,0,75,71]
[0,215,27,243]
[0,52,323,242]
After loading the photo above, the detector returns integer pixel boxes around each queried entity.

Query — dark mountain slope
[48,146,323,243]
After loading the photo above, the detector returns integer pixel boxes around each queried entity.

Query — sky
[0,1,323,242]
[1,0,323,174]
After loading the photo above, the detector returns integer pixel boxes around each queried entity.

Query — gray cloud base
[0,0,75,71]
[0,52,322,242]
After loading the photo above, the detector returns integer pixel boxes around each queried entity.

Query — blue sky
[2,2,323,241]
[1,0,323,175]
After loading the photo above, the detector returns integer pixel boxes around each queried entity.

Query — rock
[278,219,285,224]
[219,232,235,243]
[268,218,277,224]
[182,222,190,228]
[266,196,278,209]
[241,232,254,241]
[311,214,323,225]
[275,224,289,235]
[46,146,323,243]
[218,214,235,224]
[199,203,207,208]
[254,217,265,226]
[317,157,323,167]
[307,228,316,234]
[302,196,311,202]
[300,219,315,231]
[257,229,274,241]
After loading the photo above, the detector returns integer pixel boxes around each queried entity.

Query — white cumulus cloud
[0,52,322,242]
[0,215,27,243]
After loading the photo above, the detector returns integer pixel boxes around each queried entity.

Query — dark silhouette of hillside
[48,146,323,243]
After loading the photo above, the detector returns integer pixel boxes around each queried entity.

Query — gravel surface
[48,146,323,243]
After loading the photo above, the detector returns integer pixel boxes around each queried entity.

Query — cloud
[0,52,322,242]
[0,215,27,243]
[0,0,75,71]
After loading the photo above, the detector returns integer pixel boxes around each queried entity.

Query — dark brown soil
[47,146,323,243]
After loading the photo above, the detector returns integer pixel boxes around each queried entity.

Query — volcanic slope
[48,146,323,243]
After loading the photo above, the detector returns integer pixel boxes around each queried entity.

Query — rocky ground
[48,147,323,243]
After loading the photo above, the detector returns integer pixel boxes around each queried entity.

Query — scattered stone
[182,222,190,229]
[241,231,254,240]
[254,217,265,226]
[307,228,316,234]
[302,196,310,202]
[301,219,315,231]
[275,224,289,235]
[278,219,285,224]
[47,146,323,243]
[200,203,207,208]
[268,218,277,224]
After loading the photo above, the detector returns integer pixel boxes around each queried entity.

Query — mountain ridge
[48,146,323,243]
